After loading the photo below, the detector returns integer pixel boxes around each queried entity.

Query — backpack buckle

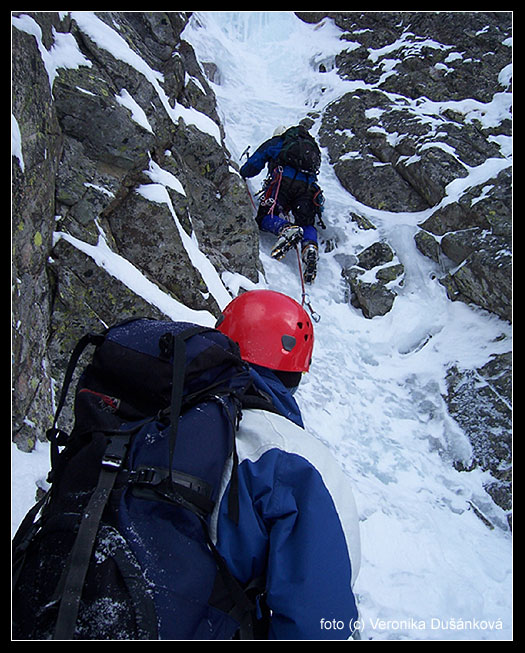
[101,435,129,471]
[101,454,124,470]
[46,427,70,446]
[134,467,161,485]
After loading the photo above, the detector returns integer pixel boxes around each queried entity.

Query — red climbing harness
[262,167,284,218]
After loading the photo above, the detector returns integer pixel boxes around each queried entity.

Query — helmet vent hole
[281,335,297,351]
[297,322,303,329]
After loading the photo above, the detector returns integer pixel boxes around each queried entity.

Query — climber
[12,290,360,641]
[215,289,361,639]
[240,123,325,284]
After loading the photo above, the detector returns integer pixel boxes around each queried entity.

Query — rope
[245,181,257,211]
[241,146,258,212]
[296,245,307,300]
[295,246,321,323]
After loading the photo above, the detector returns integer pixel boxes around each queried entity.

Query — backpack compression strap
[144,328,259,638]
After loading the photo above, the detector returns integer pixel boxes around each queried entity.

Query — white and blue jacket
[212,367,361,640]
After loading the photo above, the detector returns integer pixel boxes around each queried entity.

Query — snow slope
[12,11,512,641]
[182,12,513,641]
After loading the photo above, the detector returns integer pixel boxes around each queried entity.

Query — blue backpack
[12,318,271,640]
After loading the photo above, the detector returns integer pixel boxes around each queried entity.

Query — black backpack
[12,318,271,640]
[276,125,321,175]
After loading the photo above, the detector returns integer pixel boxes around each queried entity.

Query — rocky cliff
[12,12,511,521]
[12,11,261,449]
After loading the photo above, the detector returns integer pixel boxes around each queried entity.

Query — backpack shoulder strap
[164,325,212,493]
[46,332,105,468]
[52,432,132,640]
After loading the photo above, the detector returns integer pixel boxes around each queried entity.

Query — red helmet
[216,290,314,372]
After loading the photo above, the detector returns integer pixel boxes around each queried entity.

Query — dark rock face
[445,352,512,525]
[12,11,260,445]
[313,11,511,325]
[13,18,63,450]
[339,241,404,319]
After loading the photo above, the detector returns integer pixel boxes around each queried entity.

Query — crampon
[271,225,304,260]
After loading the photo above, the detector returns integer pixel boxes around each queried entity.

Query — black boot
[302,243,318,284]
